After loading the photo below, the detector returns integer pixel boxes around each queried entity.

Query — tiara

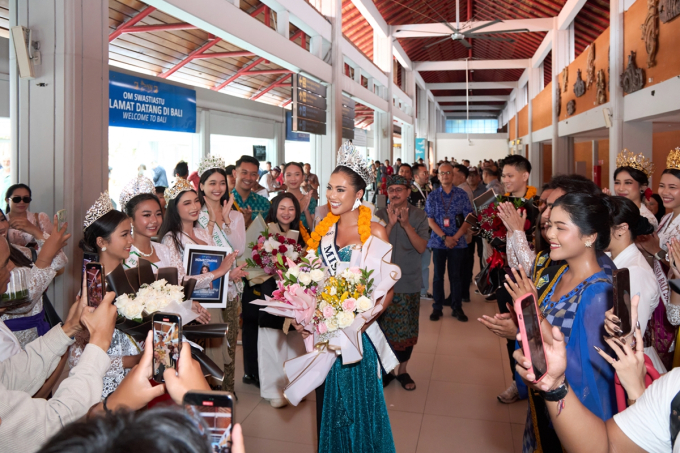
[667,148,680,171]
[198,155,226,177]
[83,192,115,231]
[119,176,155,213]
[336,142,375,185]
[615,149,654,178]
[164,178,194,202]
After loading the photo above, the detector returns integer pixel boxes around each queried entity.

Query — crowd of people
[4,143,680,453]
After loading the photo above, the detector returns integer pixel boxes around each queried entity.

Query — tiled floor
[235,268,528,453]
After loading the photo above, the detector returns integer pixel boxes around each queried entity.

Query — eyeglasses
[387,187,406,194]
[439,171,452,176]
[9,196,31,204]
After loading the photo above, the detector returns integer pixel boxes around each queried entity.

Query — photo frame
[473,189,498,214]
[183,244,229,308]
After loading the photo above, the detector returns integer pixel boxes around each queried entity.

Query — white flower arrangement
[114,279,185,321]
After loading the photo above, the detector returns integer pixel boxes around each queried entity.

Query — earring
[585,241,592,248]
[101,247,107,252]
[352,198,362,211]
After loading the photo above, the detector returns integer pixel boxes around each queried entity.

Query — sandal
[382,373,395,388]
[396,373,416,391]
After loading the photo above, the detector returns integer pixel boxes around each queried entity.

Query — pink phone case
[514,292,548,383]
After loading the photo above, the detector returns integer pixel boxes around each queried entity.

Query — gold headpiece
[164,178,194,202]
[616,149,654,178]
[336,141,375,185]
[667,148,680,171]
[119,176,155,213]
[197,155,226,177]
[83,192,115,231]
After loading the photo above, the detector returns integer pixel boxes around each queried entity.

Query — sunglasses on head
[9,196,31,204]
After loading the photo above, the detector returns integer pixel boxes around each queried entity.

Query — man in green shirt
[231,155,271,228]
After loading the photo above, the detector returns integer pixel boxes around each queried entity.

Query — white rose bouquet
[114,279,185,321]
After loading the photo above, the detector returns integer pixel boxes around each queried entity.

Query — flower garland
[299,222,311,245]
[505,185,538,199]
[306,205,372,251]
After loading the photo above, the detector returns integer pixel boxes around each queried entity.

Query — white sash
[320,225,341,275]
[198,206,234,253]
[124,247,159,271]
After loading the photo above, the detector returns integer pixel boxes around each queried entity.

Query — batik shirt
[231,188,271,220]
[425,186,473,250]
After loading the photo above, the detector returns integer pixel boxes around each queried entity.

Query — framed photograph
[473,189,498,214]
[183,244,229,308]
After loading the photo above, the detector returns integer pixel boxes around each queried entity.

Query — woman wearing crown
[638,148,680,369]
[158,176,248,392]
[302,143,396,453]
[613,149,658,229]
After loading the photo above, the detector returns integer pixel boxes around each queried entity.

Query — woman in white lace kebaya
[0,209,69,347]
[69,194,141,398]
[4,184,54,247]
[119,176,210,324]
[159,178,247,392]
[613,150,658,230]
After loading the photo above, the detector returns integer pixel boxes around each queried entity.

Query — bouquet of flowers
[246,229,304,275]
[476,196,530,249]
[312,267,375,342]
[114,279,186,322]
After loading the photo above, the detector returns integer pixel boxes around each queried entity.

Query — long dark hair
[651,193,666,223]
[158,190,196,255]
[553,193,612,251]
[265,192,305,246]
[5,183,31,213]
[197,168,229,207]
[79,210,130,254]
[608,196,654,240]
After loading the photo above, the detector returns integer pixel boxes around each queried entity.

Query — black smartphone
[464,212,479,228]
[152,312,182,384]
[515,293,548,382]
[613,268,632,337]
[184,391,234,453]
[84,262,105,308]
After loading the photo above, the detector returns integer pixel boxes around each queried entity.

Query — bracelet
[540,378,569,402]
[103,394,113,415]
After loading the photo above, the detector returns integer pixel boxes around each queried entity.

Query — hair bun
[634,216,655,237]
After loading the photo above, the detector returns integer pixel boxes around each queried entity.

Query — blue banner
[109,71,196,133]
[415,138,426,161]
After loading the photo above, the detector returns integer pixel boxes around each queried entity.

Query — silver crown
[336,141,375,185]
[83,192,115,231]
[119,176,156,213]
[197,155,226,177]
[164,178,194,202]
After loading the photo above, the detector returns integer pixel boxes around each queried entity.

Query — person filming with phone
[504,192,616,453]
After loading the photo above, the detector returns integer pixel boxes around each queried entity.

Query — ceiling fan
[394,0,529,49]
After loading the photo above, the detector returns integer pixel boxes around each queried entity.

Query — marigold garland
[505,185,537,200]
[306,205,372,251]
[299,223,311,245]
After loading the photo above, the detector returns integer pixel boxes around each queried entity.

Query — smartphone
[184,391,234,453]
[84,262,105,308]
[613,268,632,337]
[56,209,67,230]
[514,293,548,382]
[152,312,182,384]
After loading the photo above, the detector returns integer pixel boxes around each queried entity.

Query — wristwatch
[440,234,446,242]
[540,378,569,402]
[655,250,668,262]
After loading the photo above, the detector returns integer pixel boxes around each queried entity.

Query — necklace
[136,243,155,257]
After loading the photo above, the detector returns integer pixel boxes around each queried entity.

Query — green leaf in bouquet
[245,258,258,268]
[300,257,310,265]
[277,253,284,266]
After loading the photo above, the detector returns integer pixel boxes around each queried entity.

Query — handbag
[30,249,62,328]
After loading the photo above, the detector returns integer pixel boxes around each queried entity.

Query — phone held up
[152,312,182,384]
[184,391,235,453]
[84,262,105,308]
[56,209,67,230]
[514,292,548,383]
[612,268,635,346]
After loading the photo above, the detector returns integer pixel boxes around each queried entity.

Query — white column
[552,23,573,174]
[10,0,109,314]
[199,109,211,158]
[526,67,541,187]
[275,10,289,37]
[373,30,393,163]
[609,0,624,185]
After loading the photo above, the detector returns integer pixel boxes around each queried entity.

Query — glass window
[210,134,273,171]
[445,119,499,134]
[108,126,200,208]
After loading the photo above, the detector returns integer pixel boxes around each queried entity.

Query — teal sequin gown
[317,244,396,453]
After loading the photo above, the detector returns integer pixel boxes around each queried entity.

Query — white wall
[436,133,510,163]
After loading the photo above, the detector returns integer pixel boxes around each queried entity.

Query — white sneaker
[497,382,519,404]
[269,398,288,408]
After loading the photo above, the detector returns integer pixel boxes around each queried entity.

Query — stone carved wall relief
[641,0,659,68]
[562,68,568,93]
[620,51,646,94]
[556,85,562,116]
[573,69,586,97]
[567,100,576,116]
[596,69,607,105]
[660,0,680,22]
[586,44,596,89]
